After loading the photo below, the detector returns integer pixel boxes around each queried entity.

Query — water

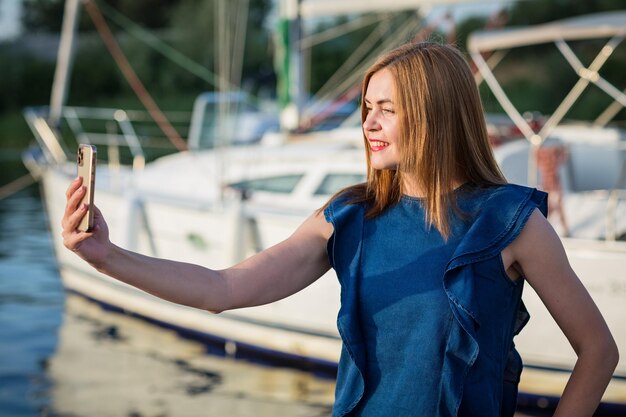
[0,184,336,416]
[0,185,62,416]
[0,179,561,417]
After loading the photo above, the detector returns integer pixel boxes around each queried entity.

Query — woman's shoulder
[323,183,368,225]
[461,182,547,214]
[463,181,541,198]
[449,182,548,265]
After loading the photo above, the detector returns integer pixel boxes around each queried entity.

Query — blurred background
[1,0,625,416]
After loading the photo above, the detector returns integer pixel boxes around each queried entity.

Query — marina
[2,0,626,415]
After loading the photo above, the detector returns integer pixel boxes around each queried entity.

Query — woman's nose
[363,110,379,131]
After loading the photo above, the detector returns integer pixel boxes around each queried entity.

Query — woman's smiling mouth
[369,140,389,152]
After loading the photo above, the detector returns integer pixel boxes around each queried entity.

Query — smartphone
[76,144,97,232]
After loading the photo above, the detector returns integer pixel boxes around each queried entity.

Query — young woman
[62,42,618,417]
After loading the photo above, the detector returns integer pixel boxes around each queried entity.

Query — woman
[62,42,618,417]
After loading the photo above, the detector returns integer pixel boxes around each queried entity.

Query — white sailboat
[23,0,626,410]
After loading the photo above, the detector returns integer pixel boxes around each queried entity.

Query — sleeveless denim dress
[324,183,548,417]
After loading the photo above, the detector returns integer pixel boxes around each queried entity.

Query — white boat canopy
[299,0,493,18]
[468,11,626,52]
[467,11,626,187]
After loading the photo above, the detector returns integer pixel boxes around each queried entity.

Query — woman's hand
[61,176,112,267]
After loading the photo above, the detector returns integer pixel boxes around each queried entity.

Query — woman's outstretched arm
[504,209,619,417]
[62,177,333,313]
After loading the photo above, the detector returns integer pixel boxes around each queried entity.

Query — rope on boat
[301,13,421,130]
[0,173,36,201]
[299,14,386,49]
[96,0,255,101]
[83,0,188,152]
[98,1,220,85]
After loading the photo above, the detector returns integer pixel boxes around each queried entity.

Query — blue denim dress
[324,183,548,417]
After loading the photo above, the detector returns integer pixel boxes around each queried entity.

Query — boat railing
[23,107,68,167]
[23,105,190,172]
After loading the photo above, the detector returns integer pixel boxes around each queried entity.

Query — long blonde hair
[326,42,506,239]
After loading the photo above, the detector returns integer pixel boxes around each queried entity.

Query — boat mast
[277,0,304,131]
[49,0,81,126]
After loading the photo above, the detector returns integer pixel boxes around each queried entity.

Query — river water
[0,176,555,417]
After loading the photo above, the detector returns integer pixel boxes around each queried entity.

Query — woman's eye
[382,108,395,115]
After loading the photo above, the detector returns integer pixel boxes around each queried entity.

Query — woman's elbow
[605,336,620,371]
[196,296,229,314]
[203,300,230,314]
[201,269,233,314]
[587,332,620,372]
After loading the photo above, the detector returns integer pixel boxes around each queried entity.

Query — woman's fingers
[62,179,109,261]
[65,176,82,199]
[65,202,89,232]
[62,189,86,230]
[62,177,87,236]
[62,178,87,229]
[67,186,85,212]
[62,227,93,251]
[61,202,87,237]
[62,203,99,251]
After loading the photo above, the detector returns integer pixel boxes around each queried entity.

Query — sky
[0,0,22,41]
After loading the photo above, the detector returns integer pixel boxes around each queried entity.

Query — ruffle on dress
[439,184,547,416]
[325,196,367,416]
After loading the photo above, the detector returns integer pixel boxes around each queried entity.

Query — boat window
[229,174,304,194]
[189,93,280,149]
[314,173,365,195]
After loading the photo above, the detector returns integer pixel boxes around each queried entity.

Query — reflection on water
[0,181,552,417]
[52,293,334,417]
[0,185,62,417]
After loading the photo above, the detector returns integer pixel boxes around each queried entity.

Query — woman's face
[363,69,401,171]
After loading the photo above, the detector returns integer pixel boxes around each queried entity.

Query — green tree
[508,0,626,25]
[22,0,183,32]
[22,0,65,32]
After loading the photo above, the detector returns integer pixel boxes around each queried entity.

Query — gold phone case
[76,144,97,232]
